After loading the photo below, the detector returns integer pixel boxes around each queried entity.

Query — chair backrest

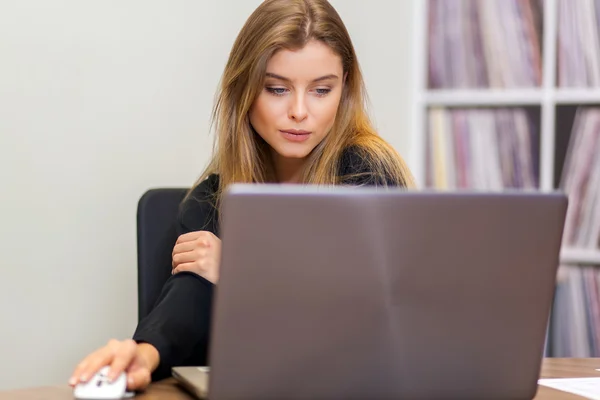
[136,188,189,322]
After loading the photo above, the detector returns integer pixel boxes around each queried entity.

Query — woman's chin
[272,144,314,160]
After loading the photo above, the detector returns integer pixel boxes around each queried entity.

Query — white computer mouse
[73,366,133,399]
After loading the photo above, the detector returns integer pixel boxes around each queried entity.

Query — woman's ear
[343,72,348,84]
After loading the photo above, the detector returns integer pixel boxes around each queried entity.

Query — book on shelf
[428,0,600,89]
[560,108,600,250]
[426,107,539,190]
[550,107,600,357]
[551,266,600,357]
[557,0,600,87]
[427,0,543,89]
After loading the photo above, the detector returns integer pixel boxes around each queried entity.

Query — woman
[69,0,414,392]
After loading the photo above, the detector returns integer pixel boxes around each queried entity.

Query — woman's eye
[265,87,331,97]
[266,87,287,96]
[315,88,331,96]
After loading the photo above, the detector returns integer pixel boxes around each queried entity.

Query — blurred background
[0,0,599,391]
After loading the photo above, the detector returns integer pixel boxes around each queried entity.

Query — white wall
[0,0,415,390]
[332,0,416,159]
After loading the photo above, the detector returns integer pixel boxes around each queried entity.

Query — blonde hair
[189,0,415,207]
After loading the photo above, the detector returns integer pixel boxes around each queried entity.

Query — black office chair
[136,188,189,322]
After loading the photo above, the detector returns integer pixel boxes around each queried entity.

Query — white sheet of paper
[538,377,600,400]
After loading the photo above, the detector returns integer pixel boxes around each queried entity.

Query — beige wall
[0,0,415,390]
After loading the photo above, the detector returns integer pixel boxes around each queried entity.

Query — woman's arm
[132,271,215,381]
[132,174,221,381]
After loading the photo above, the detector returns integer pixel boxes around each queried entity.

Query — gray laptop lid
[207,186,567,400]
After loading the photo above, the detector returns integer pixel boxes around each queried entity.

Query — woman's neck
[271,152,306,184]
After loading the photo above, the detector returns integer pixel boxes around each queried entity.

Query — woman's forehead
[266,40,343,82]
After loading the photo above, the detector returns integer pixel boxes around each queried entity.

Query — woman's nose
[288,93,308,122]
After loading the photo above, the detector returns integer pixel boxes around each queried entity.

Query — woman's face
[249,40,345,161]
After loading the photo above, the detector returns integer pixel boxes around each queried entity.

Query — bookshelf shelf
[560,248,600,265]
[554,90,600,104]
[424,89,544,106]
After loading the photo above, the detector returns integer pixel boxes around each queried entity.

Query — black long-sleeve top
[132,146,405,381]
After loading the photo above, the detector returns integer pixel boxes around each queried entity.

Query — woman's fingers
[69,358,90,386]
[172,262,198,274]
[69,340,155,392]
[171,231,221,283]
[176,231,206,244]
[107,340,137,381]
[172,241,197,257]
[69,339,138,386]
[126,367,152,391]
[72,346,113,384]
[172,250,206,268]
[172,233,212,268]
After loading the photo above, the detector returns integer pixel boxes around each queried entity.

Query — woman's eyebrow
[265,72,339,82]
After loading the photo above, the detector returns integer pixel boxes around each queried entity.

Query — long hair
[189,0,415,209]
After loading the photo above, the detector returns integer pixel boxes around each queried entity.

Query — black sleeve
[132,174,220,382]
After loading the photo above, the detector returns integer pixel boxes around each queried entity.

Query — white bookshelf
[424,89,544,106]
[560,248,600,265]
[410,0,600,267]
[423,89,600,106]
[554,90,600,104]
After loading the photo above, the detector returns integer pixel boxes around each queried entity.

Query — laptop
[173,185,568,400]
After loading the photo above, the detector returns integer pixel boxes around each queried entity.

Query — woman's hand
[69,340,159,392]
[172,231,222,284]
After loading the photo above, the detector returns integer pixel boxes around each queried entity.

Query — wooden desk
[2,358,600,400]
[535,358,600,399]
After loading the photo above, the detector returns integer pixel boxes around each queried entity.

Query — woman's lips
[280,129,312,142]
